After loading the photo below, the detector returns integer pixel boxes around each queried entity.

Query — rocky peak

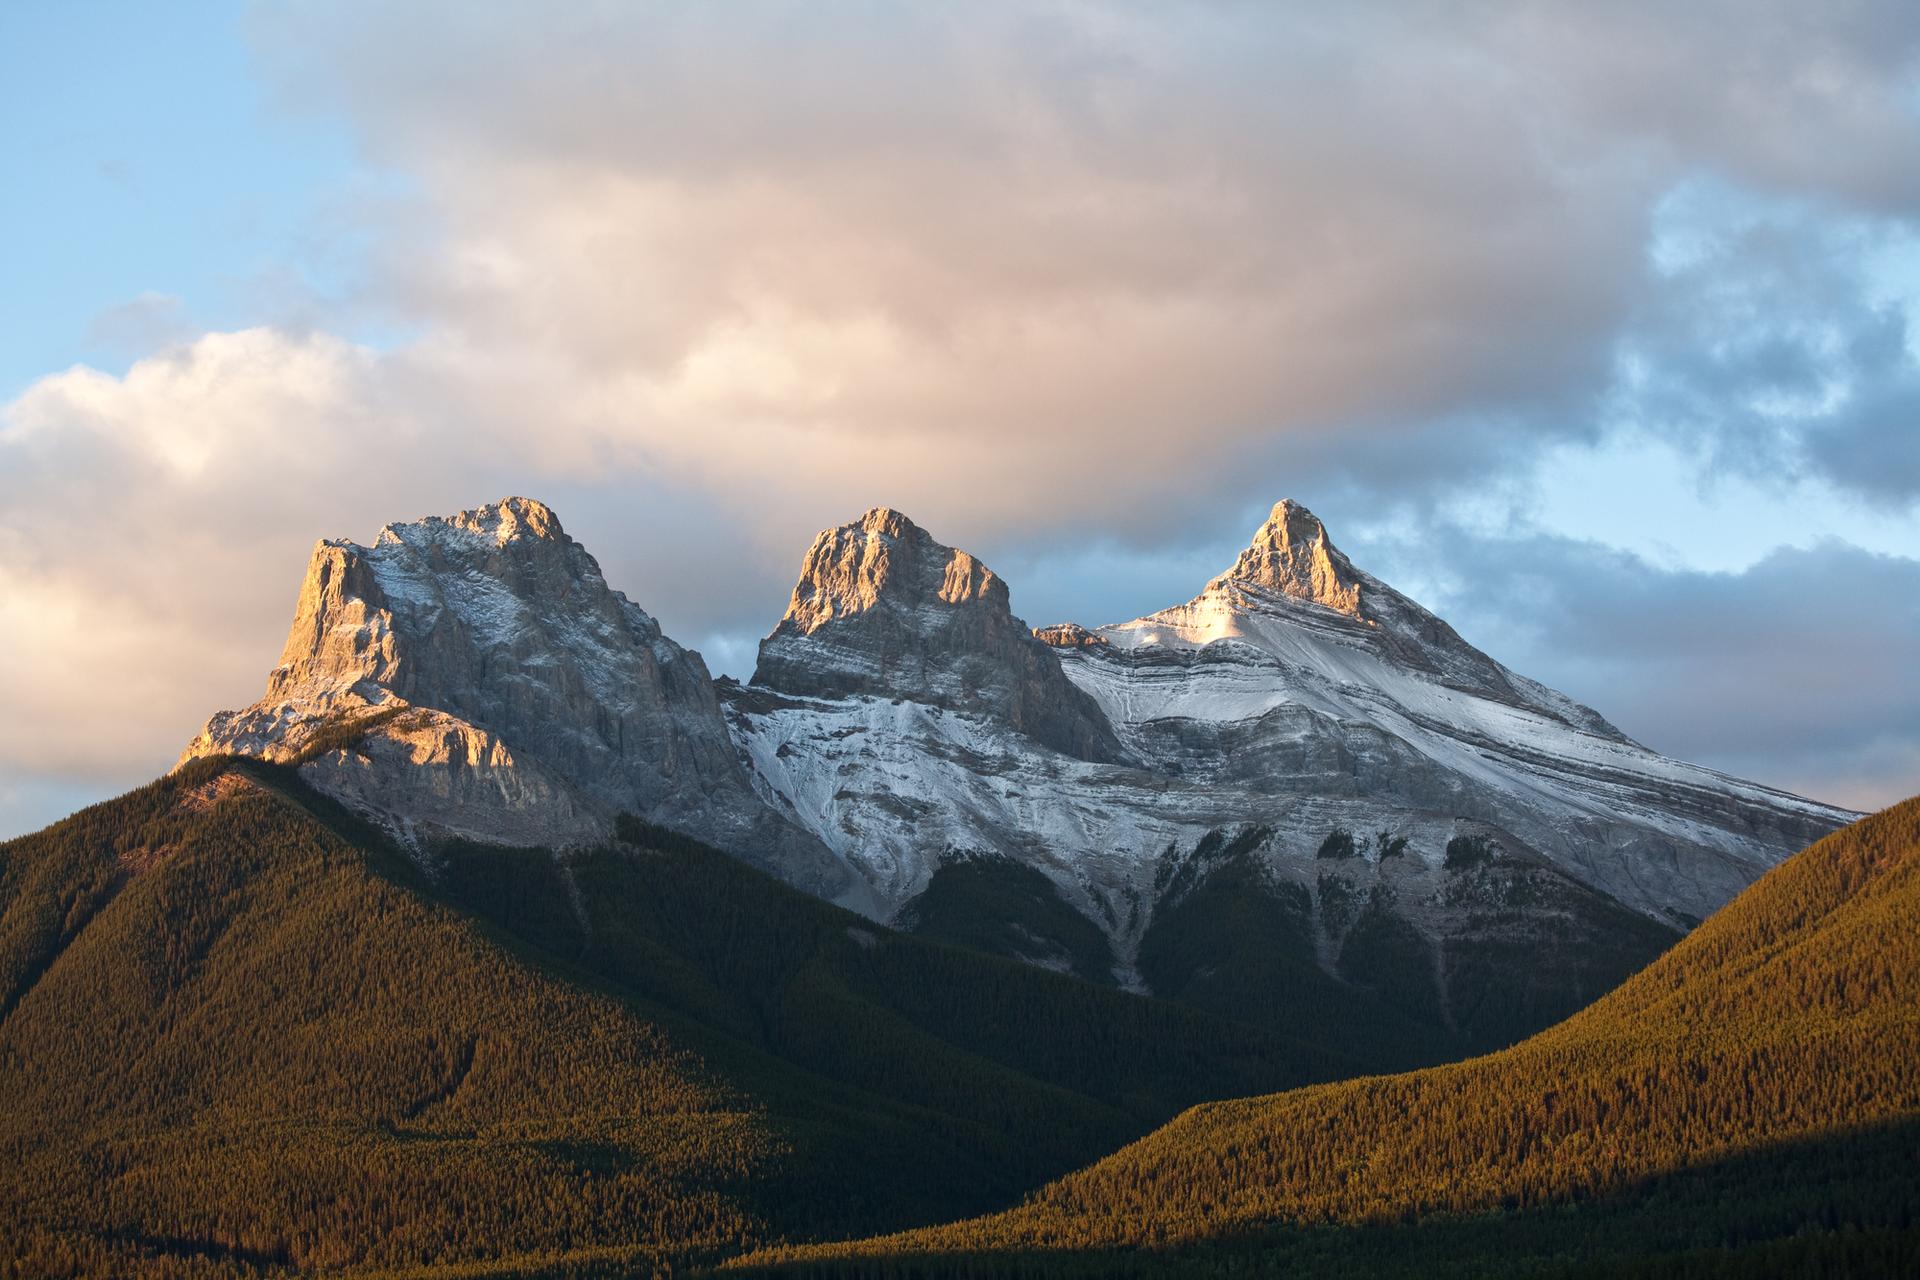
[264,497,629,711]
[1102,497,1628,740]
[183,498,849,898]
[753,509,1127,764]
[779,506,1005,634]
[1215,499,1365,617]
[374,495,565,550]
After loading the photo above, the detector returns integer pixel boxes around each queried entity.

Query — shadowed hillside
[731,796,1920,1277]
[0,758,1343,1279]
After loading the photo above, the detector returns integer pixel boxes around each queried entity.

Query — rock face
[1057,499,1813,886]
[753,508,1125,764]
[727,500,1857,1046]
[181,498,850,899]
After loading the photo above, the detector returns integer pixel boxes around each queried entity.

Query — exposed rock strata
[1033,623,1108,649]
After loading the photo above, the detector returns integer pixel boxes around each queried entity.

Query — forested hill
[733,795,1920,1278]
[0,758,1343,1279]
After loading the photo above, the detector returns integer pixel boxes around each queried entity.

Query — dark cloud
[1602,186,1920,509]
[1805,319,1920,504]
[1371,529,1920,810]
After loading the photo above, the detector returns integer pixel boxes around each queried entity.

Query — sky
[2,1,1918,839]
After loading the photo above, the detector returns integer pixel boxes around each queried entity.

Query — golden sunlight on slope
[739,795,1920,1269]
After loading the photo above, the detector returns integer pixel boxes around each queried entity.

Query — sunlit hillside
[735,796,1920,1277]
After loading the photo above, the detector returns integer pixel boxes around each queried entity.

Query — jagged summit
[1077,497,1624,738]
[376,494,565,546]
[734,491,1855,1010]
[266,497,607,707]
[182,497,849,897]
[1215,499,1365,617]
[751,508,1126,764]
[776,506,1004,635]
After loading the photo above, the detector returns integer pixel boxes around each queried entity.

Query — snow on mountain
[177,494,1857,1036]
[728,500,1856,992]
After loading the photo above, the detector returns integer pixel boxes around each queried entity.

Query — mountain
[180,496,1854,1067]
[730,794,1920,1277]
[9,495,1903,1276]
[729,501,1855,1058]
[0,756,1341,1278]
[751,507,1124,764]
[180,497,853,903]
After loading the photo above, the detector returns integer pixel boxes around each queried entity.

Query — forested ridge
[4,759,1913,1279]
[892,823,1682,1078]
[0,758,1339,1278]
[732,796,1920,1277]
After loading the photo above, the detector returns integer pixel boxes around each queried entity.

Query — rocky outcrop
[1110,500,1620,735]
[181,498,851,899]
[1056,501,1852,919]
[1033,623,1108,649]
[752,508,1126,764]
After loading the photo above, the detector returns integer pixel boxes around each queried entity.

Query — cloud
[2,325,1913,836]
[0,328,832,809]
[83,292,194,359]
[1360,528,1920,810]
[1603,181,1920,508]
[238,1,1920,536]
[0,330,405,787]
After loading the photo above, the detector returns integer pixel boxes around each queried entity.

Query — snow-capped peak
[179,496,852,898]
[178,492,1857,1027]
[1094,497,1628,738]
[733,497,1856,990]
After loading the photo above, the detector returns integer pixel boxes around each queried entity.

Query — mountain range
[183,496,1852,1061]
[2,494,1912,1278]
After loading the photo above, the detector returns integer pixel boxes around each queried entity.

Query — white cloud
[0,330,391,784]
[238,0,1920,530]
[0,327,820,811]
